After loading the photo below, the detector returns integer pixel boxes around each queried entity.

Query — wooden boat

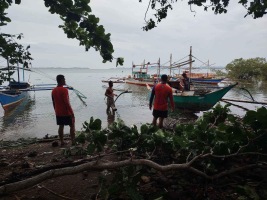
[125,60,160,87]
[190,78,225,85]
[147,83,238,112]
[125,79,155,87]
[0,90,28,111]
[0,66,32,111]
[101,78,125,83]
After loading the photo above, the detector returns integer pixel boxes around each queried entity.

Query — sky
[1,0,267,69]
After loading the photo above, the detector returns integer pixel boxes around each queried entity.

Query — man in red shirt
[149,74,174,128]
[52,75,75,146]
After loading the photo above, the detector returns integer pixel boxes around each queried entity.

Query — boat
[0,63,33,111]
[0,90,28,111]
[0,68,85,112]
[101,77,125,83]
[147,83,238,112]
[125,60,160,87]
[190,77,225,85]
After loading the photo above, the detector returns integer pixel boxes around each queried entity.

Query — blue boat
[0,90,28,111]
[190,78,225,85]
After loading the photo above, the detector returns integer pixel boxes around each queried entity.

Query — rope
[114,90,132,102]
[221,100,250,111]
[240,88,255,101]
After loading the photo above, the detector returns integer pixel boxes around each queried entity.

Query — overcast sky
[1,0,266,69]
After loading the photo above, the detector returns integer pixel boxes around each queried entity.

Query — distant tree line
[225,57,267,81]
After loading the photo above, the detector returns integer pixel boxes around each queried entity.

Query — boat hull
[190,78,225,85]
[125,79,154,87]
[173,83,237,111]
[0,91,27,111]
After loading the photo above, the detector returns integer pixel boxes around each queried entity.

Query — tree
[140,0,267,30]
[0,0,124,67]
[0,33,32,85]
[225,57,267,81]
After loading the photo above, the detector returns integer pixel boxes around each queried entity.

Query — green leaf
[87,143,96,154]
[89,118,102,130]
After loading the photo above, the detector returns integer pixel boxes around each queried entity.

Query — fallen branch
[0,157,266,196]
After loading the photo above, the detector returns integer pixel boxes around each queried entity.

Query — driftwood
[0,152,267,196]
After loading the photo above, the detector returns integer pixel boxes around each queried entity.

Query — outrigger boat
[125,60,160,87]
[190,77,225,85]
[0,90,28,111]
[147,83,238,112]
[101,77,125,84]
[0,66,86,112]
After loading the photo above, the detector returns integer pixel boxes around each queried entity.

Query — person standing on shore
[52,74,75,146]
[105,80,117,113]
[149,74,175,128]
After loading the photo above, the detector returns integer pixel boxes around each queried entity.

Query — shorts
[56,116,73,126]
[153,109,168,118]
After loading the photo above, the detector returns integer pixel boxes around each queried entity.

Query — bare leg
[58,125,64,145]
[70,124,75,145]
[152,117,157,126]
[158,117,164,129]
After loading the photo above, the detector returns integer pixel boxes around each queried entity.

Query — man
[149,74,175,128]
[52,75,75,146]
[105,80,117,113]
[182,72,190,91]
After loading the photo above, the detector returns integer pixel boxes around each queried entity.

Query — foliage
[140,0,267,30]
[225,57,267,81]
[211,68,227,77]
[0,0,123,65]
[0,33,32,85]
[73,105,267,199]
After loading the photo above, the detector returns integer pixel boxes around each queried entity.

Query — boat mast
[7,57,11,86]
[132,61,134,78]
[189,46,192,81]
[169,54,172,76]
[158,58,160,77]
[207,60,209,77]
[23,62,25,81]
[17,61,20,83]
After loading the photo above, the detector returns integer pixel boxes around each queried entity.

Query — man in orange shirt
[52,75,75,146]
[149,74,175,128]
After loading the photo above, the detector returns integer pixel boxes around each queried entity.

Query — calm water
[0,68,267,140]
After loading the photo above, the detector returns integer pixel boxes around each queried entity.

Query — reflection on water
[107,110,115,127]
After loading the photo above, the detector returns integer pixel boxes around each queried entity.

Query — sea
[0,67,267,141]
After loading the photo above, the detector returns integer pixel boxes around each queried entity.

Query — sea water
[0,68,266,140]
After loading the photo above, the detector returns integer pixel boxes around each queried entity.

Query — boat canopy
[132,71,150,79]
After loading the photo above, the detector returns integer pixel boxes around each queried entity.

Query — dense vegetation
[0,105,266,199]
[68,104,267,199]
[226,57,267,81]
